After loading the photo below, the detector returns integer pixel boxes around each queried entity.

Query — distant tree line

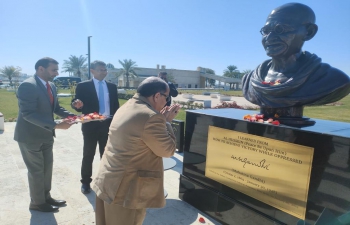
[202,65,252,89]
[1,56,252,90]
[60,55,139,88]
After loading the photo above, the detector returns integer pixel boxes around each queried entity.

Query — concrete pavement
[0,122,220,225]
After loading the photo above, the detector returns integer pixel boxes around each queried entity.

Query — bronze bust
[242,3,350,123]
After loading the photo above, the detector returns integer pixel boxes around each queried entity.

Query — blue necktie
[99,81,105,114]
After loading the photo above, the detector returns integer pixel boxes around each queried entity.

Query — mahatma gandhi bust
[242,3,350,119]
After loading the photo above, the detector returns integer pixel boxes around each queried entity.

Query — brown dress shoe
[46,198,66,207]
[29,203,59,212]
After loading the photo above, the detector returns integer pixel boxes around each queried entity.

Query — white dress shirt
[92,77,110,116]
[38,76,48,87]
[37,76,52,95]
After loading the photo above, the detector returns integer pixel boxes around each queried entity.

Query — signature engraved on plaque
[231,155,270,170]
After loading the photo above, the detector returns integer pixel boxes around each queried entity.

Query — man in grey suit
[14,57,75,212]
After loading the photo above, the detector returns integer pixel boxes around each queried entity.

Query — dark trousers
[81,121,110,184]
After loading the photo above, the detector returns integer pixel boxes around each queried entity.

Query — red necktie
[46,82,54,105]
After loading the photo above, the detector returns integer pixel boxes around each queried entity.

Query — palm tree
[117,59,138,88]
[223,65,241,89]
[241,69,253,77]
[223,65,240,78]
[62,55,87,78]
[205,68,215,87]
[106,63,115,69]
[208,78,216,87]
[0,66,21,86]
[205,68,215,74]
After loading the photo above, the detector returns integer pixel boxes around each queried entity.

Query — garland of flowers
[262,80,281,85]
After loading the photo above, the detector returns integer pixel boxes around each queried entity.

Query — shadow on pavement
[30,210,58,225]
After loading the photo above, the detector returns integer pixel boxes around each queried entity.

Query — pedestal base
[277,117,316,127]
[181,108,350,225]
[260,106,304,118]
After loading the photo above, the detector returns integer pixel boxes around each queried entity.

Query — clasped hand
[160,104,181,122]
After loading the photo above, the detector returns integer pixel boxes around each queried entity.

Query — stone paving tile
[0,122,221,225]
[146,203,219,225]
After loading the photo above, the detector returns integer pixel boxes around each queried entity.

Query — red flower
[272,120,280,125]
[262,80,282,85]
[199,217,205,223]
[255,114,264,119]
[250,117,257,122]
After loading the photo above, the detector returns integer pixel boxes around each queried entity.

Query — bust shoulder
[327,66,349,81]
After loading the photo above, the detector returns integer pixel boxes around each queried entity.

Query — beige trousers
[96,196,146,225]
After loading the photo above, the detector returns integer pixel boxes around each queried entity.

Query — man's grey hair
[91,60,106,69]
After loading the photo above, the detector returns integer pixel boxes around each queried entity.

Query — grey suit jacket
[14,75,74,143]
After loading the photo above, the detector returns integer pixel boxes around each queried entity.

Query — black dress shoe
[46,198,66,207]
[81,183,92,194]
[29,203,59,212]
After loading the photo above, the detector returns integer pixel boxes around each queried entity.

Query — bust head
[242,3,350,124]
[261,3,318,60]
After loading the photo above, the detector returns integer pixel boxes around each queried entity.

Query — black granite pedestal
[179,108,350,225]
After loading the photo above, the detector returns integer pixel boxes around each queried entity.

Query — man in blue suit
[14,57,75,212]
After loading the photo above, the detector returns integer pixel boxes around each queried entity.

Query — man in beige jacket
[92,77,180,225]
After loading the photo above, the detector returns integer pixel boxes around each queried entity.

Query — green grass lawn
[1,88,349,123]
[0,89,19,120]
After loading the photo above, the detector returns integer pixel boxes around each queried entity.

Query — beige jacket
[92,94,176,209]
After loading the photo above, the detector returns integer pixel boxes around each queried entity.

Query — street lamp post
[88,36,92,79]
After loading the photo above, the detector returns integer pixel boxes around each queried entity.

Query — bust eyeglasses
[160,93,170,102]
[260,23,311,36]
[260,24,296,36]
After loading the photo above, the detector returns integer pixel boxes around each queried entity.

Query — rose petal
[272,120,280,125]
[199,217,205,223]
[256,114,264,119]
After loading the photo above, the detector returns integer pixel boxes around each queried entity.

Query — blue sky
[1,0,349,76]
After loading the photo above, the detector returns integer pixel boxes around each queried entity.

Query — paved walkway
[0,123,220,225]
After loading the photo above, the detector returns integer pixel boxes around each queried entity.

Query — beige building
[106,65,241,89]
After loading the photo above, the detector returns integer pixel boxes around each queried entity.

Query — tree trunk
[126,73,130,88]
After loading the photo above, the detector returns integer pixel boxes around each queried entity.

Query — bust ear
[304,23,318,41]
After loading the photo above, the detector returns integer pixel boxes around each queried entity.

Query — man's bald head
[261,3,318,58]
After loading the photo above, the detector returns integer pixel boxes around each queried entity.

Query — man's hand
[160,104,181,122]
[55,119,73,130]
[72,99,84,109]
